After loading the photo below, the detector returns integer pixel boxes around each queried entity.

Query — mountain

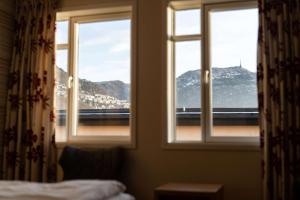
[176,69,201,108]
[96,81,129,101]
[56,66,257,110]
[55,67,130,110]
[79,79,129,100]
[176,66,257,108]
[57,68,129,99]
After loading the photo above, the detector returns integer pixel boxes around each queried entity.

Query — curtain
[257,0,300,199]
[2,0,57,182]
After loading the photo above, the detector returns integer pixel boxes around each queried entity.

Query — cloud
[80,35,112,47]
[109,43,130,53]
[78,57,130,83]
[79,28,127,47]
[105,59,130,65]
[73,20,132,82]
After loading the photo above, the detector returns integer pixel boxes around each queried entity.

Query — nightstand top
[155,183,223,194]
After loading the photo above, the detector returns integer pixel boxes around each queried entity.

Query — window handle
[204,70,210,84]
[68,76,73,89]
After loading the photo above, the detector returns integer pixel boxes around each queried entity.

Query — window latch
[204,70,210,84]
[68,76,73,89]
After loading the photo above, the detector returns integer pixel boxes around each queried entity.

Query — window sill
[162,141,260,151]
[56,139,136,149]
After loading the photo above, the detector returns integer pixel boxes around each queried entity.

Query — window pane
[56,21,69,44]
[210,8,259,137]
[175,41,201,141]
[175,9,200,36]
[55,49,68,141]
[76,19,131,137]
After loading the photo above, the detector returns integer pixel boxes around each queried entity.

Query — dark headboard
[59,146,124,180]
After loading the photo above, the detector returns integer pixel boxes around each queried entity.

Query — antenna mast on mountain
[239,58,242,68]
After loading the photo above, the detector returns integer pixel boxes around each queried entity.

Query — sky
[175,8,258,77]
[56,19,131,83]
[56,8,258,83]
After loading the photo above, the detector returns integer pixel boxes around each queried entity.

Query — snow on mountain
[56,66,257,110]
[176,66,257,108]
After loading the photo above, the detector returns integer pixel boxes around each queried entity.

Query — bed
[0,146,135,200]
[0,180,134,200]
[56,146,134,200]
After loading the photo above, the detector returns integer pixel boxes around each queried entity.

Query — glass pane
[56,21,69,44]
[76,19,131,137]
[175,9,200,36]
[210,8,259,137]
[55,49,68,141]
[175,41,201,141]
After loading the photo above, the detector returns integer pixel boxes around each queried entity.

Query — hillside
[176,66,257,108]
[56,66,257,110]
[56,67,129,110]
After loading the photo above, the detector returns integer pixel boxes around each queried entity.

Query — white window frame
[56,5,137,147]
[204,0,259,144]
[164,0,260,148]
[55,20,70,143]
[167,2,202,143]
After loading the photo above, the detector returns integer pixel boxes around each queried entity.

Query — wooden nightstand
[154,183,223,200]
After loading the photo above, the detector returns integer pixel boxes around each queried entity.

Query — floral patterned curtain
[257,0,300,199]
[2,0,57,181]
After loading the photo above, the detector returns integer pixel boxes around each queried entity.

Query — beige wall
[0,0,15,160]
[59,0,262,200]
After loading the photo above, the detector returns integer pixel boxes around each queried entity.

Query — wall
[0,0,15,160]
[59,0,262,200]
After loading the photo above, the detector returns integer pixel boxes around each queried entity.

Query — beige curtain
[257,0,300,199]
[2,0,57,181]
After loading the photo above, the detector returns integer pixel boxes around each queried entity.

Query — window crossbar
[169,34,201,42]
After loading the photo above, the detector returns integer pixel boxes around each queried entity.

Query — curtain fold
[258,0,300,199]
[2,0,57,182]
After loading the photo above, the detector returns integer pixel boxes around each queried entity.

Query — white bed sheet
[0,180,131,200]
[107,193,134,200]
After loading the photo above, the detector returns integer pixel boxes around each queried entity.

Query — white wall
[58,0,262,200]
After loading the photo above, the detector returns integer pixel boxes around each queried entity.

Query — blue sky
[175,8,258,77]
[78,20,131,83]
[56,19,131,83]
[56,8,258,83]
[210,8,258,71]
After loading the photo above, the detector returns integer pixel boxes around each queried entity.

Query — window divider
[56,44,69,50]
[68,17,78,139]
[169,8,177,143]
[202,2,211,143]
[170,35,201,42]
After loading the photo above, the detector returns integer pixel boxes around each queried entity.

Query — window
[56,21,69,142]
[166,1,259,144]
[55,6,135,145]
[167,5,202,142]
